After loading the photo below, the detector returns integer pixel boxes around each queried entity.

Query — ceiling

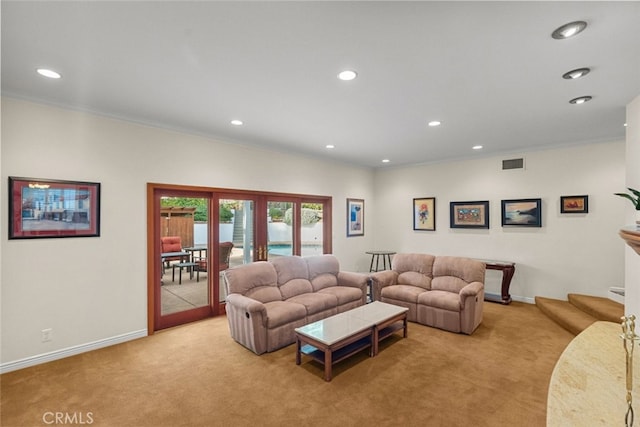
[2,1,639,168]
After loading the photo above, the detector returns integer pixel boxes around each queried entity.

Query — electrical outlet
[41,328,52,342]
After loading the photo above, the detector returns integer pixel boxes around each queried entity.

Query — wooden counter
[619,226,640,255]
[547,321,639,426]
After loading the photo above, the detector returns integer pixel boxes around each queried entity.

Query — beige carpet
[1,302,574,427]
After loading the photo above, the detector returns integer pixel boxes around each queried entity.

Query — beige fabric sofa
[223,255,368,354]
[370,253,485,334]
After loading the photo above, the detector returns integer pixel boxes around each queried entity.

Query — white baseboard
[512,295,535,304]
[0,329,147,374]
[485,293,534,305]
[607,287,625,304]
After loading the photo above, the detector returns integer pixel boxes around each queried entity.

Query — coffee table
[295,301,408,381]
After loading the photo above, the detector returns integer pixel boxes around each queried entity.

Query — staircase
[535,293,624,335]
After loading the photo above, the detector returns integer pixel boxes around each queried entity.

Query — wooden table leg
[296,338,301,365]
[403,315,408,338]
[500,265,515,304]
[324,348,332,381]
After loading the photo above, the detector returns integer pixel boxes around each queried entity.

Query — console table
[475,259,515,305]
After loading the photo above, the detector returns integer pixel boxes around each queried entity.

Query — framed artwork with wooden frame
[560,195,588,214]
[346,198,364,237]
[450,201,489,229]
[501,198,542,227]
[8,176,101,239]
[413,197,435,231]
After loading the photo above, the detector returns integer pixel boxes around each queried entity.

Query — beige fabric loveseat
[370,253,485,335]
[223,255,369,355]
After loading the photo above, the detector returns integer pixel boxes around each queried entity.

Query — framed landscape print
[450,201,489,229]
[501,198,542,227]
[560,195,588,214]
[346,198,364,237]
[9,177,101,239]
[413,197,435,231]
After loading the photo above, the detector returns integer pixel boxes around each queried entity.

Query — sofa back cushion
[224,261,282,303]
[392,253,435,290]
[272,256,313,300]
[306,255,339,291]
[431,256,486,293]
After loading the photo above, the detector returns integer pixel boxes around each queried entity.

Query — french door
[147,184,332,332]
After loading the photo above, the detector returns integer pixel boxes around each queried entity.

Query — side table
[366,250,396,272]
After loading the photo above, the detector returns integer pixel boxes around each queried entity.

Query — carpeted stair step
[567,293,624,323]
[535,296,598,335]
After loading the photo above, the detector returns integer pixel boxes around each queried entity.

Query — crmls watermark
[42,412,94,425]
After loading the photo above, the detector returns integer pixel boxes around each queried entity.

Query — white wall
[372,142,626,302]
[0,96,630,371]
[625,95,640,317]
[0,98,374,368]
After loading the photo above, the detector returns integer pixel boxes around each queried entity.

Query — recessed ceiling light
[624,123,628,127]
[230,119,243,126]
[552,21,587,39]
[569,96,592,105]
[382,159,390,163]
[326,144,335,149]
[428,121,441,127]
[36,68,61,79]
[338,70,357,81]
[472,145,483,150]
[562,68,591,80]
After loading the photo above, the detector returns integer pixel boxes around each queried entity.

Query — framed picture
[560,195,589,214]
[9,177,101,239]
[450,201,489,229]
[346,198,364,237]
[501,198,542,227]
[413,197,436,231]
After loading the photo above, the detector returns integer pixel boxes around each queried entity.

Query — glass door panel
[301,202,324,257]
[219,198,256,302]
[160,196,209,317]
[267,200,294,261]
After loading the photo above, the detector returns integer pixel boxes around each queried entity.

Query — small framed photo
[9,177,101,239]
[560,195,589,214]
[346,198,364,237]
[501,198,542,227]
[450,201,489,229]
[413,197,436,231]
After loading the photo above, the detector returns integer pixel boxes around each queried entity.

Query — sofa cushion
[263,300,307,328]
[431,256,485,293]
[318,286,362,305]
[418,290,461,312]
[272,256,313,299]
[286,292,337,315]
[306,255,340,291]
[381,284,425,303]
[225,261,282,303]
[392,253,435,290]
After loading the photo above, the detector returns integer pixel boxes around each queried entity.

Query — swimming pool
[268,244,323,256]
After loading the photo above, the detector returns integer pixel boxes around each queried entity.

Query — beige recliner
[370,253,485,334]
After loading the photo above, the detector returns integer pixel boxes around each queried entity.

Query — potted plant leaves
[614,187,640,225]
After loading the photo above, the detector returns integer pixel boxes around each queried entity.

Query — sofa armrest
[370,270,398,302]
[226,294,267,320]
[337,271,369,290]
[337,271,369,305]
[225,294,269,354]
[459,281,484,308]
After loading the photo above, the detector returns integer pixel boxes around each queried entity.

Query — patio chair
[160,236,183,268]
[194,241,234,275]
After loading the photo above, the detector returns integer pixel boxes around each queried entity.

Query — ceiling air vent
[502,158,524,170]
